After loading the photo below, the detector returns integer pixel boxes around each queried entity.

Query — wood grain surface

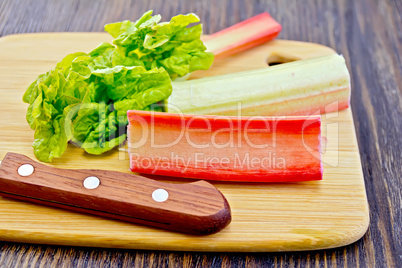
[0,0,400,267]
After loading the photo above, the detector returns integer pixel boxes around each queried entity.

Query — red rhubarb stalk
[127,110,322,182]
[203,12,282,58]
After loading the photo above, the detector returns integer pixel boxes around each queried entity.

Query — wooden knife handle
[0,153,231,235]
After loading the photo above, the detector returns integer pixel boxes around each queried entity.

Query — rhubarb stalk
[127,110,322,182]
[203,12,282,58]
[168,54,351,116]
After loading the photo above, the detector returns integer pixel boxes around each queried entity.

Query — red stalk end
[203,12,282,58]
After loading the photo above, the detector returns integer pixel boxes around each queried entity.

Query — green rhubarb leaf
[70,103,126,155]
[23,52,95,162]
[70,66,171,154]
[23,10,213,162]
[32,114,72,162]
[105,10,214,79]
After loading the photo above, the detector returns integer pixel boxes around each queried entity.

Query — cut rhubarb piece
[203,12,282,58]
[168,54,350,116]
[127,110,322,182]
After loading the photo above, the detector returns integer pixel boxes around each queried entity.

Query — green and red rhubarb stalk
[168,54,351,116]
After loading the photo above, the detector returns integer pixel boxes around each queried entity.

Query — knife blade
[0,152,231,235]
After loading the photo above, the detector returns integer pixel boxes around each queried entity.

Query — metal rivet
[83,176,100,189]
[152,189,169,202]
[18,164,34,176]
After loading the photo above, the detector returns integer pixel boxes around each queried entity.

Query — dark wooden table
[0,0,401,267]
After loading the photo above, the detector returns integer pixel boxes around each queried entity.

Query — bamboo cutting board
[0,33,369,252]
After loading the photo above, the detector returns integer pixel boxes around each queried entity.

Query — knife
[0,152,231,235]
